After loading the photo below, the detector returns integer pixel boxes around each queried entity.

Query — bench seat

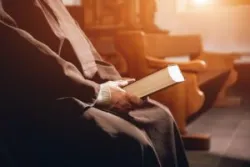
[114,30,240,139]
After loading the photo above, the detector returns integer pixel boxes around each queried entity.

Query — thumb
[116,78,136,87]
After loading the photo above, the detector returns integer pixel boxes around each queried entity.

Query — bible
[124,65,185,98]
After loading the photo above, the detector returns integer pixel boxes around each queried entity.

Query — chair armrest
[198,51,241,60]
[146,56,207,73]
[197,52,241,70]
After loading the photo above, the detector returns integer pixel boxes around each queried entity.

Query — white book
[124,65,185,98]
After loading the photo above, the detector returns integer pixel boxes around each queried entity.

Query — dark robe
[0,0,189,167]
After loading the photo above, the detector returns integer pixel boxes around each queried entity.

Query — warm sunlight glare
[192,0,209,6]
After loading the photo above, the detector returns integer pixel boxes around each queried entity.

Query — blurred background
[63,1,250,166]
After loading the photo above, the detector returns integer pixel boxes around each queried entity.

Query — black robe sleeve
[0,20,100,107]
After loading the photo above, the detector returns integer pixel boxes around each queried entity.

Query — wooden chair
[114,31,206,134]
[81,0,241,150]
[142,32,241,107]
[234,53,250,92]
[81,0,168,75]
[114,31,241,150]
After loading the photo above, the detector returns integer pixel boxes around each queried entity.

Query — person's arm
[1,21,100,105]
[1,21,142,112]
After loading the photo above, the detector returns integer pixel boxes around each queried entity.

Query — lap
[64,97,174,142]
[1,97,184,167]
[48,97,164,167]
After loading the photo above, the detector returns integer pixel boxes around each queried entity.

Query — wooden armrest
[197,70,229,85]
[198,51,241,61]
[197,52,241,70]
[146,56,207,73]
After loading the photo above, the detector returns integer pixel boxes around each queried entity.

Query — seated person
[0,0,189,167]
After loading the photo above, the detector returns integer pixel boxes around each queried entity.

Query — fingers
[116,80,129,87]
[103,80,141,112]
[110,93,141,112]
[127,93,143,106]
[125,78,136,84]
[111,94,143,112]
[111,100,132,112]
[115,78,136,87]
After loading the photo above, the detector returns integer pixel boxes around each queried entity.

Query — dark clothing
[0,0,189,167]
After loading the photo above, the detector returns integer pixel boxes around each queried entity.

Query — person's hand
[109,79,143,111]
[96,79,143,112]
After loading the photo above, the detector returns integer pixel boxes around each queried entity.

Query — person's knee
[145,98,175,123]
[156,104,175,123]
[84,107,154,146]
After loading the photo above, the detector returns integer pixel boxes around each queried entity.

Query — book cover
[124,65,185,98]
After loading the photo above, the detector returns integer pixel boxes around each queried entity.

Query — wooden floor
[186,90,250,167]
